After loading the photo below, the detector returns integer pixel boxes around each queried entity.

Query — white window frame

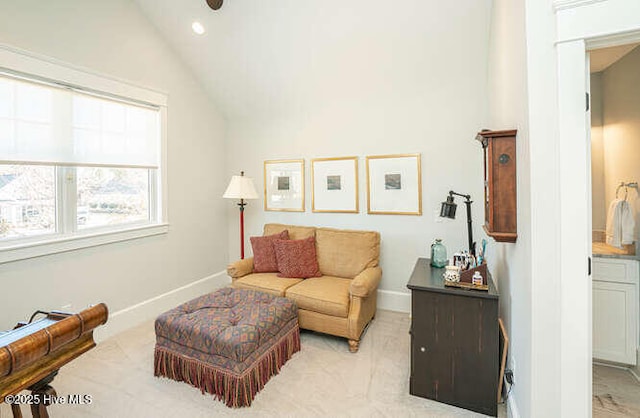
[0,44,168,264]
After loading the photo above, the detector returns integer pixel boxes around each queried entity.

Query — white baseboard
[628,348,640,382]
[95,270,229,342]
[377,289,411,313]
[98,279,410,341]
[507,393,521,418]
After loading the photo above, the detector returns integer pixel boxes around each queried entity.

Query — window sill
[0,223,169,264]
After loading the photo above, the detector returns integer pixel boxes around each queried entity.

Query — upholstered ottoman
[154,288,300,407]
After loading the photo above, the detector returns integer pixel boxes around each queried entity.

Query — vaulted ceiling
[134,0,491,121]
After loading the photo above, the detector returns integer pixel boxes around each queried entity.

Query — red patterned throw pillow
[273,236,322,278]
[250,230,289,273]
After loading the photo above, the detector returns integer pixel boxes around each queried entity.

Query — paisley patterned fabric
[155,287,298,363]
[250,230,289,273]
[154,288,301,407]
[273,236,322,278]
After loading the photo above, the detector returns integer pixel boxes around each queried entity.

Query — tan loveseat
[227,223,381,352]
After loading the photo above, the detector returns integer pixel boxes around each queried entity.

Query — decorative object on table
[475,129,517,243]
[430,238,448,268]
[311,156,358,213]
[472,271,484,286]
[477,238,487,265]
[366,153,422,215]
[443,250,489,291]
[443,265,461,282]
[264,159,305,212]
[440,190,475,254]
[446,263,489,291]
[452,251,476,270]
[223,171,259,259]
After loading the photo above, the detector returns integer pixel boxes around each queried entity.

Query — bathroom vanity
[592,255,639,365]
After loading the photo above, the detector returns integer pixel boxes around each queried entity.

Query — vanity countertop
[593,242,639,260]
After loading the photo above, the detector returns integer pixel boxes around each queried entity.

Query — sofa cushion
[264,223,316,240]
[250,230,289,273]
[315,228,380,278]
[233,273,303,297]
[285,276,351,318]
[274,237,322,279]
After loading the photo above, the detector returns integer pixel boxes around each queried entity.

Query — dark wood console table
[407,258,499,416]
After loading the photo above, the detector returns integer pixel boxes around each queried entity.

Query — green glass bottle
[430,239,448,268]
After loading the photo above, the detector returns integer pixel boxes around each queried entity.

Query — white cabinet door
[593,280,638,364]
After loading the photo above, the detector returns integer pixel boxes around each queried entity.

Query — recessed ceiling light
[192,21,205,35]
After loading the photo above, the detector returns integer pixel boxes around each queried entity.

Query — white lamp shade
[223,175,259,199]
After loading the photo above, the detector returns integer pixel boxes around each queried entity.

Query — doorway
[550,2,640,416]
[589,43,640,417]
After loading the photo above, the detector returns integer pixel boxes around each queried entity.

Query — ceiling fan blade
[206,0,223,10]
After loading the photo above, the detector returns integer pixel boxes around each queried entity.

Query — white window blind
[0,73,159,168]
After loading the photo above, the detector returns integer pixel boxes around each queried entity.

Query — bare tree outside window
[0,165,56,239]
[77,167,150,229]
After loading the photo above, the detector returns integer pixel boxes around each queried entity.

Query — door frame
[555,3,640,415]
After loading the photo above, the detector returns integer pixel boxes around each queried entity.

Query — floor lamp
[223,171,258,259]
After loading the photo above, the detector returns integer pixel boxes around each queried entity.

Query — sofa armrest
[350,267,382,298]
[227,257,254,280]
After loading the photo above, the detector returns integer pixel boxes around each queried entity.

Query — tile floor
[593,363,640,417]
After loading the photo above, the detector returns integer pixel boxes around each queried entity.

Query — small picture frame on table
[264,159,305,212]
[311,156,359,213]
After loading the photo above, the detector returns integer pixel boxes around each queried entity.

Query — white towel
[621,200,635,245]
[606,198,635,248]
[606,199,622,248]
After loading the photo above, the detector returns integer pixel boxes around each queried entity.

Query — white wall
[521,0,564,416]
[0,0,228,330]
[224,1,493,304]
[591,72,606,231]
[601,46,640,239]
[486,0,532,416]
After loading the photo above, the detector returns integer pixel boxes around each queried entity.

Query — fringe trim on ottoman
[154,324,301,407]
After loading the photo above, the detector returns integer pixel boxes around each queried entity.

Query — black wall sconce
[440,190,474,254]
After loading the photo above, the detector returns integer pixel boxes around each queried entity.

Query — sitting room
[1,1,639,417]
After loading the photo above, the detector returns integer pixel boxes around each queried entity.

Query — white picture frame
[311,157,358,213]
[264,159,305,212]
[366,153,422,215]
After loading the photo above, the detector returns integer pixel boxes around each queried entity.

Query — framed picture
[366,153,422,215]
[264,159,305,212]
[311,157,358,213]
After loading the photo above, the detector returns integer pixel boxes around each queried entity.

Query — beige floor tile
[593,364,640,417]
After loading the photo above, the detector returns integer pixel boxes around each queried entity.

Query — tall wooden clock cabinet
[476,129,517,243]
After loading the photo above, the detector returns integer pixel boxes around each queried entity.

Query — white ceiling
[590,43,639,73]
[133,0,491,121]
